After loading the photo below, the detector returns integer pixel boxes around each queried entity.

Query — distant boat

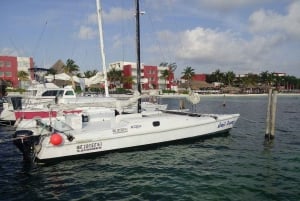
[12,0,239,164]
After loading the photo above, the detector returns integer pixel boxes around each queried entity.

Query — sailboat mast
[135,0,142,113]
[96,0,109,97]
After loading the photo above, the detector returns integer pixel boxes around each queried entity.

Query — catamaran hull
[18,113,239,163]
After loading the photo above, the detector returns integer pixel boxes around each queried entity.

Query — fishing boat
[12,0,239,163]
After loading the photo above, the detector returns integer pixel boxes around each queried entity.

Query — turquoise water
[0,95,299,201]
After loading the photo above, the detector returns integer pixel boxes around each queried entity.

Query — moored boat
[13,107,239,163]
[11,0,240,164]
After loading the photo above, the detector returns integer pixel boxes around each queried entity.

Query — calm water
[0,95,299,201]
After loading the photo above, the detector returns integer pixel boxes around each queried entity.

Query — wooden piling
[265,89,272,136]
[265,89,277,140]
[270,90,278,137]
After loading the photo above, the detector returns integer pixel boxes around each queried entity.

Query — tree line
[12,58,300,91]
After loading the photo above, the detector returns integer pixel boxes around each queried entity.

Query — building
[0,56,34,88]
[109,61,174,90]
[192,74,206,82]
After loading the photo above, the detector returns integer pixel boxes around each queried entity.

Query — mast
[135,0,142,113]
[96,0,109,97]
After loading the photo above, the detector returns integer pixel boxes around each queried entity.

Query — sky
[1,0,300,78]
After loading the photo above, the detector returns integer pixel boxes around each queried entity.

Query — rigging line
[121,0,125,63]
[143,1,167,63]
[32,20,48,58]
[9,37,21,55]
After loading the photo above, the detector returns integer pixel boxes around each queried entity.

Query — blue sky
[1,0,300,78]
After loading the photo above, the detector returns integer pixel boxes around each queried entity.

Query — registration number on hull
[76,142,102,152]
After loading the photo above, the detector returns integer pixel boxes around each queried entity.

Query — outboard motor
[13,130,41,162]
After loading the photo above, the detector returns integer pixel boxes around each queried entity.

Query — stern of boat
[12,130,41,162]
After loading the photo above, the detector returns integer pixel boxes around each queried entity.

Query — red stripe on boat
[15,111,57,119]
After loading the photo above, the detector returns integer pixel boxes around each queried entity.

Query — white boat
[12,0,239,164]
[0,84,115,125]
[13,108,239,163]
[1,83,166,125]
[0,83,61,125]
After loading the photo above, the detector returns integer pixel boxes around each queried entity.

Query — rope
[239,116,258,123]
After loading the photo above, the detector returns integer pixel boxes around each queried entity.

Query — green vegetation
[63,59,79,89]
[181,66,195,89]
[178,66,300,90]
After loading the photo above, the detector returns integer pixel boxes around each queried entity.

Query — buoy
[50,133,63,146]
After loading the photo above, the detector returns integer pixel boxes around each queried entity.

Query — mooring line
[239,116,257,123]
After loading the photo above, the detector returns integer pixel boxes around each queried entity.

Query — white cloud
[201,0,254,10]
[0,47,21,56]
[103,7,133,23]
[152,26,288,74]
[86,7,133,24]
[87,13,97,25]
[77,25,97,40]
[249,1,300,38]
[76,6,133,41]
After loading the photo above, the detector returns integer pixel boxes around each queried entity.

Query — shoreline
[157,93,300,98]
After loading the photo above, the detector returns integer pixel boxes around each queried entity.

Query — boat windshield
[41,90,64,97]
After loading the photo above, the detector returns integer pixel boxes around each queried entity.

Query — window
[65,90,74,96]
[5,61,11,67]
[0,61,4,67]
[152,121,160,127]
[0,72,3,77]
[58,90,64,96]
[4,72,12,77]
[42,90,64,96]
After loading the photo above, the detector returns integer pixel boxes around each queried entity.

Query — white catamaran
[12,0,240,164]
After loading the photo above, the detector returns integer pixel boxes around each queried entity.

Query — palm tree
[159,62,177,90]
[63,59,80,89]
[224,71,235,86]
[161,69,170,90]
[212,69,224,83]
[159,62,168,67]
[168,62,177,73]
[260,71,272,87]
[17,71,30,81]
[159,62,177,73]
[17,70,30,88]
[181,66,195,89]
[122,76,134,89]
[107,67,123,89]
[84,70,98,78]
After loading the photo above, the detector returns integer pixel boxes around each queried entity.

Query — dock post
[265,89,277,140]
[270,90,278,137]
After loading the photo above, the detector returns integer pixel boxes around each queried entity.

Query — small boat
[12,0,239,164]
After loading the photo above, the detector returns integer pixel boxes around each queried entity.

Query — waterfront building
[0,56,34,88]
[109,61,174,90]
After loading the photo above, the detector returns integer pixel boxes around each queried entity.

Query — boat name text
[217,120,235,128]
